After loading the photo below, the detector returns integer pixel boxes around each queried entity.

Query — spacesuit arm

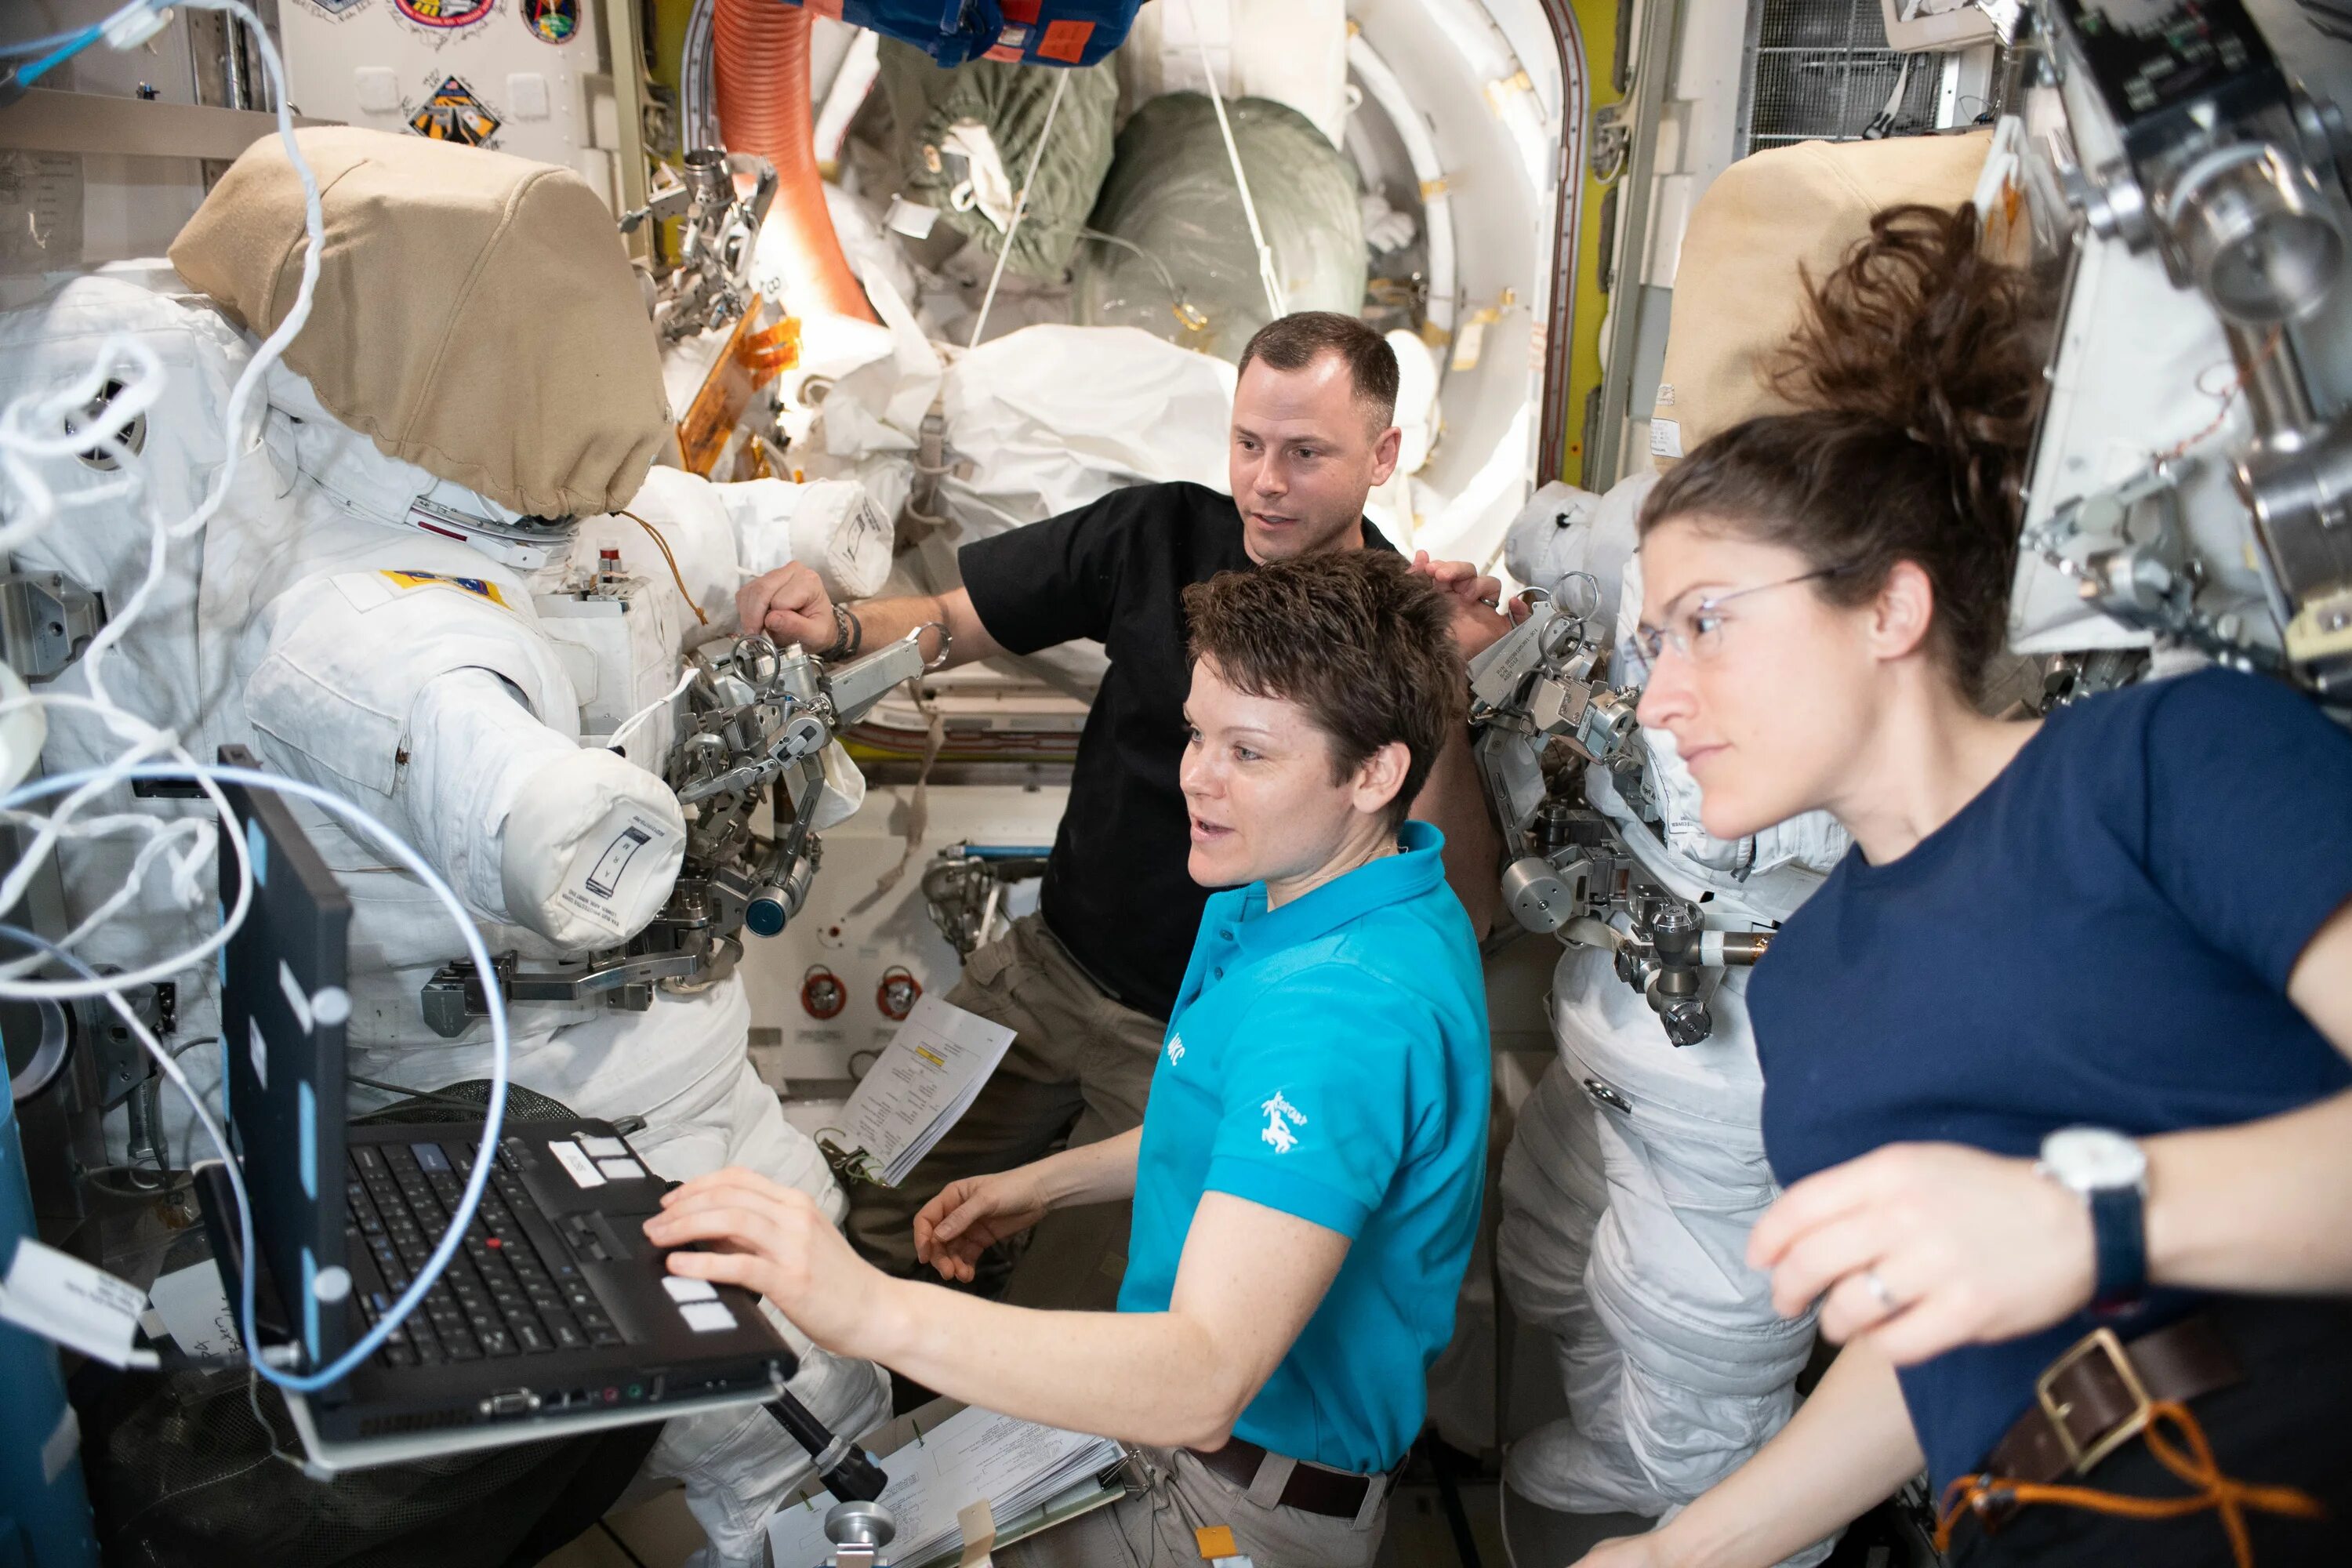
[1577,1340,1923,1568]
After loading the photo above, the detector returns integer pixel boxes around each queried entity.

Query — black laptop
[202,747,795,1466]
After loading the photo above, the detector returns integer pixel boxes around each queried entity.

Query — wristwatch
[2036,1127,2149,1310]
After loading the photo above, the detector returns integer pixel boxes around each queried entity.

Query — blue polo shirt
[1116,820,1490,1475]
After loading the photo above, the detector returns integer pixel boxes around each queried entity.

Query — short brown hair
[1236,311,1399,427]
[1184,551,1462,833]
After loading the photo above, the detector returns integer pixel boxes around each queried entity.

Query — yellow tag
[379,569,510,608]
[1195,1525,1239,1559]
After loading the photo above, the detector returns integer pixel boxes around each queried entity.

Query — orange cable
[1934,1400,2324,1568]
[617,509,708,626]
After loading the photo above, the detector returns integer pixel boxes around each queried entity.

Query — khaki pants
[999,1446,1388,1568]
[844,913,1167,1310]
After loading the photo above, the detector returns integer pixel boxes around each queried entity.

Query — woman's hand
[643,1167,891,1358]
[1748,1142,2095,1366]
[912,1166,1054,1283]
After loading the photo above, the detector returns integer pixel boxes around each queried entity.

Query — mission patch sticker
[394,0,494,26]
[521,0,579,42]
[408,76,502,146]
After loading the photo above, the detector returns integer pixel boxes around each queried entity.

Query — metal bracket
[0,572,103,681]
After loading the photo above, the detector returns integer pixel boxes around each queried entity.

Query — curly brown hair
[1183,550,1463,833]
[1639,202,2053,691]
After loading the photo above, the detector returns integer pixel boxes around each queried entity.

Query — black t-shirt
[958,481,1396,1019]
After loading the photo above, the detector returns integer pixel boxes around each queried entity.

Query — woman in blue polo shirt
[1575,205,2352,1568]
[644,550,1490,1566]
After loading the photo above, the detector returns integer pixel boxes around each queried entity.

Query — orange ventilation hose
[713,0,877,322]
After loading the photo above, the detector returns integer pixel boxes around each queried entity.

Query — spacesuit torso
[1490,471,1844,1565]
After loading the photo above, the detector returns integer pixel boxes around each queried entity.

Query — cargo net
[85,1083,659,1567]
[1744,0,1947,151]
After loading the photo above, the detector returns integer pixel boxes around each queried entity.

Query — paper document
[833,996,1015,1186]
[765,1405,1124,1568]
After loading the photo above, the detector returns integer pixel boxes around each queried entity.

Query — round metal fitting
[2167,143,2345,324]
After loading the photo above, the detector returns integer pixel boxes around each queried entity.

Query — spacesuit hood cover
[1653,128,1990,461]
[169,126,671,520]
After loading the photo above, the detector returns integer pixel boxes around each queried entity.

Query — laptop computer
[201,746,797,1471]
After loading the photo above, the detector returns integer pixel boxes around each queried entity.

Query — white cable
[0,694,254,1000]
[0,0,317,985]
[0,1,501,1403]
[1181,0,1285,322]
[4,762,511,1396]
[966,67,1072,351]
[607,666,697,752]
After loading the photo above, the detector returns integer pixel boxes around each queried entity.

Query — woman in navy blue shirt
[1577,205,2352,1568]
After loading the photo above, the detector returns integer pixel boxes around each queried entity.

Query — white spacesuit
[0,134,895,1564]
[1493,472,1847,1565]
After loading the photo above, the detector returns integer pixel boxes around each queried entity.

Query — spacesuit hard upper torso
[1494,471,1845,1564]
[1,267,886,1566]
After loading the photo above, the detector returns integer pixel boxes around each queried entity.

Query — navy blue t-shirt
[1748,668,2352,1490]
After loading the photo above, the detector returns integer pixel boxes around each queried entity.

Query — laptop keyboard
[347,1137,624,1367]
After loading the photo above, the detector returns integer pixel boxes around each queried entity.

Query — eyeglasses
[1626,562,1856,682]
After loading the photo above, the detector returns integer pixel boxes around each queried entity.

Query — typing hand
[1408,550,1517,659]
[644,1166,884,1356]
[736,561,837,651]
[913,1167,1052,1284]
[1572,1535,1669,1568]
[1748,1142,2096,1367]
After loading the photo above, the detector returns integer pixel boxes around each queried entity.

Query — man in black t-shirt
[738,312,1507,1305]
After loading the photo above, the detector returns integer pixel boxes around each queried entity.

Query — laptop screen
[216,745,354,1373]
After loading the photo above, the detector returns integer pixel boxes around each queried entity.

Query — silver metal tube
[2227,320,2318,440]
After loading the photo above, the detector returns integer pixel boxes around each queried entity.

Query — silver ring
[1862,1269,1898,1314]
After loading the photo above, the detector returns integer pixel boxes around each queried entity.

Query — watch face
[2044,1126,2149,1191]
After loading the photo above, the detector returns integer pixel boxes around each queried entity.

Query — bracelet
[823,601,864,659]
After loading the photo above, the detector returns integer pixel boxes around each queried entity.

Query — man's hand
[913,1167,1054,1284]
[1572,1535,1671,1568]
[643,1167,889,1356]
[736,561,837,651]
[1748,1142,2096,1367]
[1409,550,1515,659]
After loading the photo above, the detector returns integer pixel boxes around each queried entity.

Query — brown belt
[1987,1316,2243,1484]
[1184,1436,1383,1519]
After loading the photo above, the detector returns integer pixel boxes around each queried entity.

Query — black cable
[1427,1433,1485,1568]
[597,1519,652,1568]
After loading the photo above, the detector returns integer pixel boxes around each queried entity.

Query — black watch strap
[2089,1181,2147,1310]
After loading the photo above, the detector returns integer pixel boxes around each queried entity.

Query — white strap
[965,68,1073,350]
[1183,0,1286,321]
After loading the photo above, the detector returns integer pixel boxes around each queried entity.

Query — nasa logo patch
[521,0,579,43]
[394,0,494,26]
